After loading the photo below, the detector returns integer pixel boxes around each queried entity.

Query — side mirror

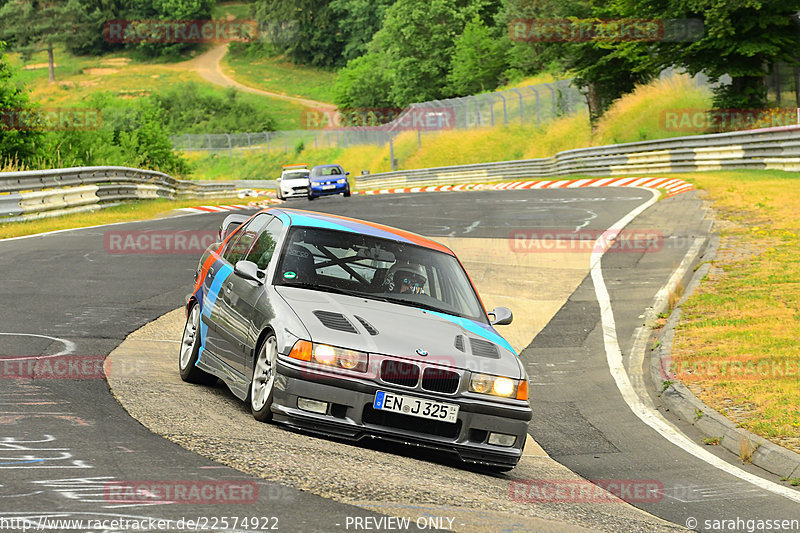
[488,306,513,326]
[277,177,282,182]
[234,260,263,283]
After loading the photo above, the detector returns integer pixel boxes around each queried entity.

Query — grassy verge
[8,46,307,130]
[222,53,337,104]
[670,170,800,453]
[0,196,247,240]
[212,1,251,19]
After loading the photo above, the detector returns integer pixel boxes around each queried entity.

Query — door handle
[225,282,233,294]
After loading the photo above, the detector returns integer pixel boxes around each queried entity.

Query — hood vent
[354,315,378,336]
[454,335,465,352]
[470,337,499,359]
[313,310,358,334]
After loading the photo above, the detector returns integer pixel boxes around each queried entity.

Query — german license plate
[322,184,336,190]
[373,391,459,423]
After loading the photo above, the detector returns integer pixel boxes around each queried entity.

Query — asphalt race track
[1,188,798,532]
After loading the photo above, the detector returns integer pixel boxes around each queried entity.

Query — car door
[218,215,284,376]
[236,216,284,375]
[205,214,272,374]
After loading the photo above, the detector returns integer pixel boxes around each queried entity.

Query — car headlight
[288,340,368,372]
[337,178,347,184]
[469,373,528,400]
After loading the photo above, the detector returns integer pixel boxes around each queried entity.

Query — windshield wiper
[280,282,352,296]
[380,297,461,317]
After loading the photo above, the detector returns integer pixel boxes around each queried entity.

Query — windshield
[311,166,342,178]
[275,226,487,323]
[283,171,309,180]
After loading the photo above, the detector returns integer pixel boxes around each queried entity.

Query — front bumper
[272,358,531,468]
[279,183,309,198]
[309,181,348,197]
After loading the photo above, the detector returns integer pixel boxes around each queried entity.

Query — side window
[223,214,271,265]
[245,217,283,270]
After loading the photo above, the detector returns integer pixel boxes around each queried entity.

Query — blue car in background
[308,164,350,200]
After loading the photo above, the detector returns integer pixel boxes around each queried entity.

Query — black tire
[179,303,218,385]
[307,191,315,201]
[343,186,351,197]
[250,334,278,422]
[276,188,283,200]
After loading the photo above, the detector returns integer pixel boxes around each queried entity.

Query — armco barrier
[0,166,241,220]
[354,125,800,190]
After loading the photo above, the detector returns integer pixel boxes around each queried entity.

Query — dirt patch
[100,57,131,66]
[83,68,119,75]
[22,63,56,70]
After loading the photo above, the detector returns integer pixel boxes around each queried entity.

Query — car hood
[275,286,522,378]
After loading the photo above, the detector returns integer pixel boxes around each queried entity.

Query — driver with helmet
[386,261,427,294]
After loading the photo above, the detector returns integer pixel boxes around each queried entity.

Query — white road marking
[590,187,800,504]
[463,221,481,234]
[0,333,76,356]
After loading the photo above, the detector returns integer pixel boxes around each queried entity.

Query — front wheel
[276,189,283,200]
[179,303,217,385]
[250,334,278,422]
[343,187,351,197]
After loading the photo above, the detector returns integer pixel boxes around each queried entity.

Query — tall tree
[122,0,214,59]
[65,0,126,56]
[448,15,508,96]
[330,0,395,62]
[0,0,83,83]
[251,0,344,67]
[500,0,657,125]
[619,0,800,108]
[373,0,480,106]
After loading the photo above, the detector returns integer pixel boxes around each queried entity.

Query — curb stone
[648,207,800,482]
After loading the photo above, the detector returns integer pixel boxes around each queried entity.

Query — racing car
[276,164,311,200]
[180,208,531,470]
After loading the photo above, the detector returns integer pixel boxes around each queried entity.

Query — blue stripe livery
[422,309,517,355]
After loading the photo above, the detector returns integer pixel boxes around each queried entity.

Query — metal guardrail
[354,126,800,190]
[0,166,241,221]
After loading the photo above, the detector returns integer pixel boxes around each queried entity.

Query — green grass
[8,46,308,130]
[212,1,252,19]
[0,195,247,240]
[222,53,337,104]
[669,170,800,451]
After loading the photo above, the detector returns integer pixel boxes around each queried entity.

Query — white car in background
[276,164,311,200]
